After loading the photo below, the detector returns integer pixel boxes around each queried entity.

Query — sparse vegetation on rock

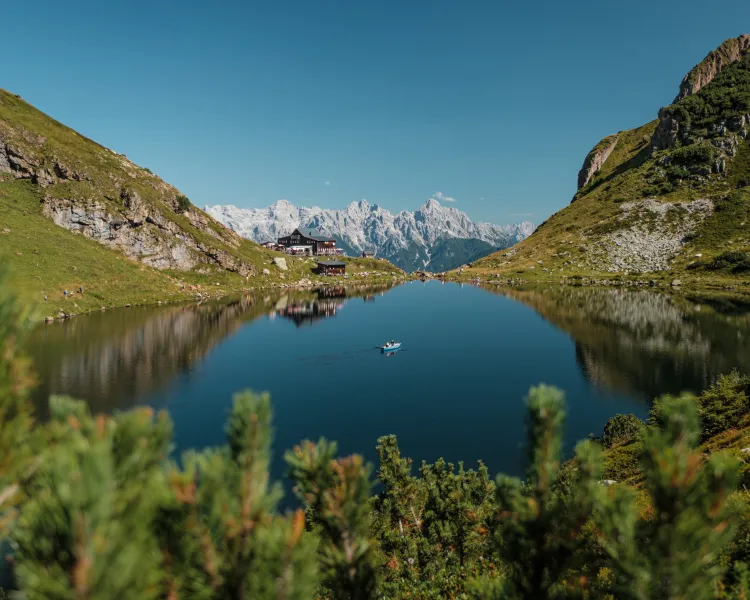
[466,36,750,289]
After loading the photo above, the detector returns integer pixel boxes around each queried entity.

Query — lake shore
[443,268,750,297]
[35,270,412,323]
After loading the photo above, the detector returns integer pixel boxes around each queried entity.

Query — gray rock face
[0,139,11,174]
[0,134,86,184]
[674,34,750,103]
[651,109,750,155]
[651,109,682,152]
[42,196,196,270]
[273,257,288,271]
[0,134,257,277]
[577,134,620,190]
[121,188,149,225]
[41,195,256,275]
[6,144,39,178]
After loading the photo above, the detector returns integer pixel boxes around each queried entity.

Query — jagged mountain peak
[206,199,535,272]
[420,197,440,210]
[270,198,294,208]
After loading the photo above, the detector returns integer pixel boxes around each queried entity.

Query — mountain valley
[207,198,534,272]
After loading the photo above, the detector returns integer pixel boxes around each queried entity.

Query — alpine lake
[24,281,750,489]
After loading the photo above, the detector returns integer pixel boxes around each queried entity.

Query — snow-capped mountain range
[205,195,535,272]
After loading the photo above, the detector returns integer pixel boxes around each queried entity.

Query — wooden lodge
[277,227,339,256]
[361,250,376,258]
[316,260,346,276]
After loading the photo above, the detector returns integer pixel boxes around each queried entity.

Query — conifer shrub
[176,194,192,212]
[598,393,742,600]
[601,413,645,448]
[707,251,750,272]
[671,143,719,168]
[0,273,749,599]
[697,371,750,439]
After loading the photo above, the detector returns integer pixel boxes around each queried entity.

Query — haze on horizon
[3,0,749,225]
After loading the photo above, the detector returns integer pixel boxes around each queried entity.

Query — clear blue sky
[4,1,749,224]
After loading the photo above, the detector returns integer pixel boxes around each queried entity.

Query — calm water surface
[25,282,750,483]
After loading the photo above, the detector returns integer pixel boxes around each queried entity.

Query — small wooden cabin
[316,260,346,276]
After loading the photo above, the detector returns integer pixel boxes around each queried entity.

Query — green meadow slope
[0,89,401,316]
[468,35,750,289]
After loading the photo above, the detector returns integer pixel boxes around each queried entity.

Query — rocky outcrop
[41,195,256,275]
[1,99,262,278]
[42,196,197,270]
[121,187,149,225]
[598,199,713,273]
[0,140,11,174]
[650,109,683,152]
[652,36,750,154]
[577,135,619,190]
[674,34,750,102]
[651,107,750,154]
[0,132,86,186]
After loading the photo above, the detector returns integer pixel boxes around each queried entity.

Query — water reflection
[25,284,395,417]
[482,285,750,401]
[276,287,347,327]
[25,282,750,429]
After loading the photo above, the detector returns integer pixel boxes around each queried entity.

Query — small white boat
[381,342,401,352]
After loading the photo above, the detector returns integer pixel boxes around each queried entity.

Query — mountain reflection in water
[25,285,393,417]
[24,281,750,484]
[482,285,750,401]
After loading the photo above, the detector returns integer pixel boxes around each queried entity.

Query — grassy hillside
[0,89,402,317]
[464,36,750,289]
[0,177,332,314]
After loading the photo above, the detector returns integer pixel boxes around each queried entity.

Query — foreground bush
[0,277,749,599]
